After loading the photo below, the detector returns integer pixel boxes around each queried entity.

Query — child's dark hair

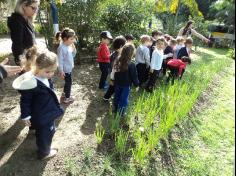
[181,56,192,65]
[118,44,135,72]
[152,30,162,37]
[113,36,127,50]
[54,31,61,42]
[185,37,193,45]
[164,34,172,42]
[125,34,135,41]
[61,28,76,41]
[35,51,58,71]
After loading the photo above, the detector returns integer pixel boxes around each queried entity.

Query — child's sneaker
[103,97,110,101]
[63,97,75,104]
[40,149,58,160]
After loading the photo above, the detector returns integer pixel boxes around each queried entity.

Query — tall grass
[95,48,233,168]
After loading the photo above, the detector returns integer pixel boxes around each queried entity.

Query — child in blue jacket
[13,49,64,160]
[111,44,139,117]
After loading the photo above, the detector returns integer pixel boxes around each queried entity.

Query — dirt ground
[0,61,110,176]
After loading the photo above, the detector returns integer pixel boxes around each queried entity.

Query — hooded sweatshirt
[12,72,64,129]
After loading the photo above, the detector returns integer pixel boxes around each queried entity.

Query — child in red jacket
[167,57,191,84]
[97,31,113,89]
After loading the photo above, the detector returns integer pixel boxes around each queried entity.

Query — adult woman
[0,58,21,83]
[8,0,40,65]
[178,21,210,43]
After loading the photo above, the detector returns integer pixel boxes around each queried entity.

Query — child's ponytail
[20,45,38,72]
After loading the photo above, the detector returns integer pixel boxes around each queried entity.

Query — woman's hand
[0,58,21,77]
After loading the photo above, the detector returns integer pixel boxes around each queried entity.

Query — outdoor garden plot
[0,47,234,176]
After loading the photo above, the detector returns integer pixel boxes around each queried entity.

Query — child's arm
[57,47,65,79]
[19,90,34,127]
[150,51,158,72]
[72,43,77,57]
[129,63,139,87]
[144,47,151,67]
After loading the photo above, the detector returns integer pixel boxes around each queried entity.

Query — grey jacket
[135,45,150,67]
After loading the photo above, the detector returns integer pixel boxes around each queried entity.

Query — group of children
[11,27,193,160]
[12,27,77,160]
[97,30,193,116]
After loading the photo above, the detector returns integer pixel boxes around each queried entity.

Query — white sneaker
[63,97,75,104]
[40,149,58,160]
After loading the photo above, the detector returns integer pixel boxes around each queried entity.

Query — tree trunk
[174,0,181,31]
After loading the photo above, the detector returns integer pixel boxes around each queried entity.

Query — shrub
[227,48,235,59]
[0,21,8,35]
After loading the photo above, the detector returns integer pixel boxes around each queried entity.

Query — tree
[155,0,202,34]
[210,0,235,26]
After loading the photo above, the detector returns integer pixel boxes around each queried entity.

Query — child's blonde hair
[185,37,193,45]
[20,45,38,72]
[33,51,58,73]
[176,36,185,44]
[169,39,177,46]
[140,35,151,44]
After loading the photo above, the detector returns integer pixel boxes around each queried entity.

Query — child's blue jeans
[114,86,130,116]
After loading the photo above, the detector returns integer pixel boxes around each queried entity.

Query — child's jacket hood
[12,72,37,90]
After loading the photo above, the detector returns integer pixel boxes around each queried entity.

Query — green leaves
[156,0,203,17]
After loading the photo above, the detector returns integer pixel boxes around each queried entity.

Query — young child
[135,35,152,87]
[20,45,38,73]
[53,31,61,54]
[12,50,64,160]
[57,28,77,104]
[174,36,185,59]
[97,31,113,90]
[103,36,127,101]
[177,37,193,59]
[150,30,162,62]
[152,30,163,40]
[167,57,192,83]
[162,39,177,75]
[146,38,166,92]
[125,34,135,44]
[111,44,139,116]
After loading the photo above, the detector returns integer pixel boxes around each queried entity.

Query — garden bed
[0,47,234,176]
